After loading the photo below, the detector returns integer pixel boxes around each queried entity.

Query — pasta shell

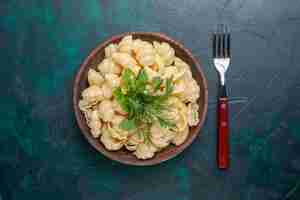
[82,109,92,125]
[97,58,121,75]
[154,54,165,71]
[160,66,185,81]
[111,114,126,126]
[105,73,121,89]
[132,39,150,54]
[134,142,157,159]
[144,66,159,80]
[105,43,118,58]
[88,68,104,86]
[176,109,188,132]
[78,99,95,112]
[107,123,128,141]
[167,96,185,110]
[97,100,115,122]
[134,40,156,67]
[118,35,134,54]
[150,123,175,148]
[172,79,186,96]
[112,52,137,67]
[165,97,188,132]
[101,83,113,99]
[81,85,104,104]
[172,125,189,146]
[184,79,200,103]
[125,133,144,151]
[112,99,128,115]
[165,107,180,122]
[100,125,123,151]
[174,57,190,71]
[112,52,140,75]
[150,123,166,139]
[87,110,102,138]
[125,143,138,151]
[187,103,199,126]
[154,41,175,66]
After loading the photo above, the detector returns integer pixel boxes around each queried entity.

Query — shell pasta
[78,35,201,159]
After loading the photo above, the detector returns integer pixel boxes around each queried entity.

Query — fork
[212,25,231,169]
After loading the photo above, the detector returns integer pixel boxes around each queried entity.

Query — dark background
[1,0,300,199]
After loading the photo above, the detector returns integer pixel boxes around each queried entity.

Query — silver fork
[212,25,231,169]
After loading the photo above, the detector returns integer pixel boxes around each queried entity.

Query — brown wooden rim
[73,32,208,166]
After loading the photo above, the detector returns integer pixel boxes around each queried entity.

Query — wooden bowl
[73,32,208,166]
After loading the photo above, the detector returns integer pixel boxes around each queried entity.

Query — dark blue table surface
[1,0,300,199]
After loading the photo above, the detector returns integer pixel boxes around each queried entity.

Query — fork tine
[217,34,222,57]
[227,33,231,58]
[214,24,231,58]
[220,24,225,58]
[222,34,226,58]
[213,34,217,58]
[223,24,231,58]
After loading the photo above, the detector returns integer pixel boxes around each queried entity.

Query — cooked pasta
[187,102,200,126]
[81,85,104,104]
[97,58,121,75]
[144,66,159,80]
[97,100,114,122]
[78,35,201,159]
[125,133,143,151]
[172,125,189,146]
[111,116,124,130]
[153,41,175,66]
[112,99,127,115]
[107,123,128,141]
[105,43,118,58]
[150,123,176,148]
[101,83,113,99]
[118,35,134,54]
[87,110,102,138]
[104,73,121,89]
[100,125,123,151]
[88,68,104,86]
[112,52,140,75]
[134,40,156,67]
[134,143,158,160]
[78,99,93,112]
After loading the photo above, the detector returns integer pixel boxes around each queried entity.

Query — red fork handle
[218,97,229,169]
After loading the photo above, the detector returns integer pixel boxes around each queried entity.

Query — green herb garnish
[113,68,175,131]
[119,119,137,130]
